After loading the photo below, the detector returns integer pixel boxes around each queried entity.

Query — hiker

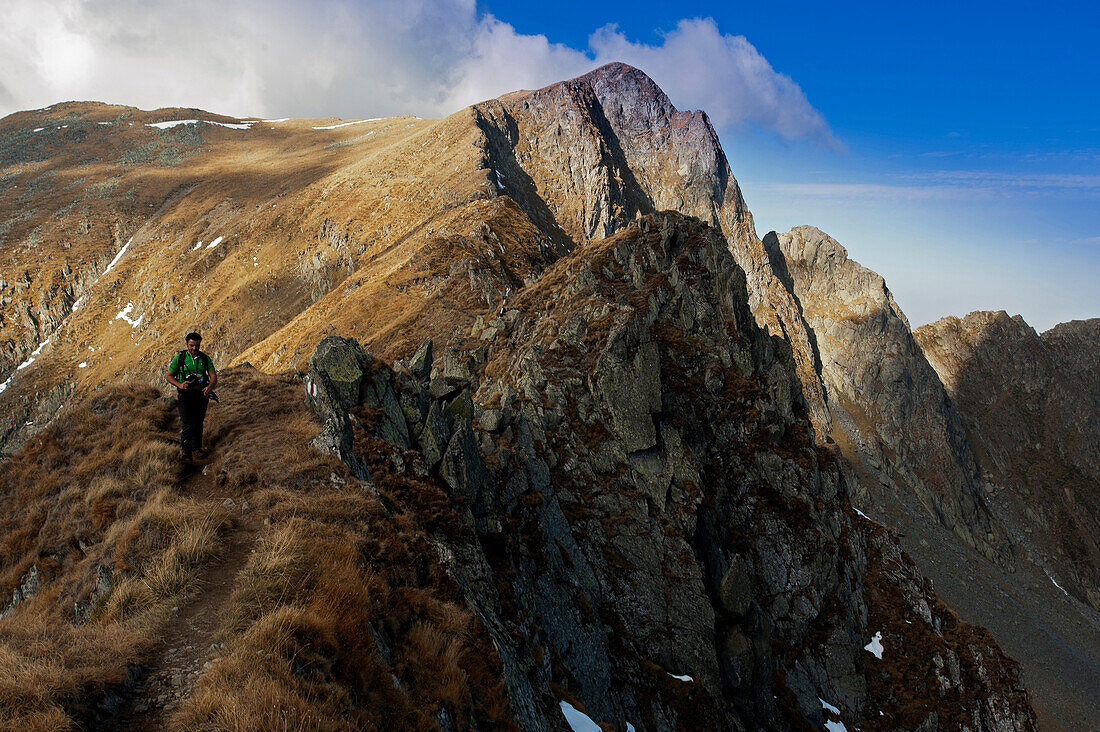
[166,332,217,461]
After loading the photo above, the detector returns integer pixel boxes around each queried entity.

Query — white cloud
[586,20,838,146]
[0,1,834,145]
[439,17,593,110]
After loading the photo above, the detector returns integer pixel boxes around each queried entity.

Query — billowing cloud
[0,1,835,145]
[586,20,838,146]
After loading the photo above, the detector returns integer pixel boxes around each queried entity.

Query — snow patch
[31,340,48,358]
[33,127,44,132]
[668,673,693,682]
[311,118,379,130]
[205,236,224,249]
[558,701,600,732]
[494,170,505,189]
[147,120,253,130]
[114,302,143,328]
[1048,574,1069,596]
[78,362,87,368]
[864,631,884,659]
[98,236,135,282]
[819,698,850,732]
[262,118,290,122]
[1,337,52,394]
[854,507,870,519]
[147,119,198,129]
[192,241,203,251]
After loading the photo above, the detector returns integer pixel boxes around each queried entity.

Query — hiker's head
[185,332,202,355]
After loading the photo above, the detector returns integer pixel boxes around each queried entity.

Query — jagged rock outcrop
[761,226,1007,562]
[915,312,1100,608]
[307,213,1035,731]
[476,62,831,432]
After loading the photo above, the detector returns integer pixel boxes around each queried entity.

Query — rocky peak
[763,225,910,330]
[576,62,678,127]
[763,226,1008,562]
[485,63,731,245]
[481,65,830,433]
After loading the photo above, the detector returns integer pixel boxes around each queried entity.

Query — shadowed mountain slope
[762,226,1100,728]
[915,312,1100,608]
[761,226,1005,561]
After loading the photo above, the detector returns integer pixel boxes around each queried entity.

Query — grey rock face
[763,226,1007,562]
[1041,319,1100,414]
[308,213,1035,731]
[408,337,433,381]
[916,312,1100,609]
[594,334,661,453]
[3,563,42,616]
[306,335,373,480]
[476,62,831,437]
[309,335,367,409]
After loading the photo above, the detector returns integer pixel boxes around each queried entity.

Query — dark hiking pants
[177,388,209,456]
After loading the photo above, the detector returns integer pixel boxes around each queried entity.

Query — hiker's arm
[202,367,217,395]
[166,369,187,389]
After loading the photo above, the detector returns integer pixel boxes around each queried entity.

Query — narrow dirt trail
[113,454,261,730]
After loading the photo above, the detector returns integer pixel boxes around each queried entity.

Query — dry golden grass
[0,383,228,727]
[0,99,493,423]
[173,485,508,731]
[0,364,517,727]
[172,416,517,731]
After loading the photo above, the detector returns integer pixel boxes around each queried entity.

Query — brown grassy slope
[0,101,506,447]
[0,382,229,728]
[234,194,560,369]
[169,369,516,731]
[0,364,517,729]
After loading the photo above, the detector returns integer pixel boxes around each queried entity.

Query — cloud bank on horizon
[0,0,835,145]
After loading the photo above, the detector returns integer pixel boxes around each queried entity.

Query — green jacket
[169,351,214,384]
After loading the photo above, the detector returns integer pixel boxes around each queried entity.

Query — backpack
[173,350,212,384]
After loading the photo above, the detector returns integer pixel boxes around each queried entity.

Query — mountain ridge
[0,63,1095,728]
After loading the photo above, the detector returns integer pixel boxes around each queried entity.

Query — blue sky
[478,0,1100,330]
[2,0,1096,329]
